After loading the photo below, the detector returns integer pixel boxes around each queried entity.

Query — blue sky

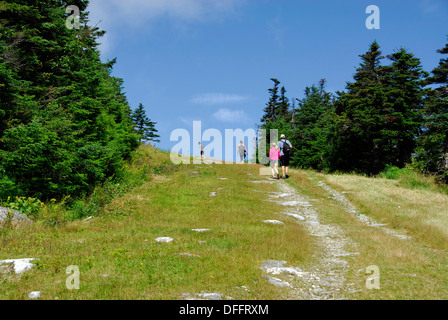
[87,0,448,159]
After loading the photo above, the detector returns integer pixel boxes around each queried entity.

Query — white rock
[280,201,311,207]
[192,229,210,232]
[278,212,306,221]
[262,275,292,288]
[209,192,217,197]
[28,291,41,299]
[197,293,223,300]
[155,237,174,243]
[0,258,36,274]
[263,220,284,225]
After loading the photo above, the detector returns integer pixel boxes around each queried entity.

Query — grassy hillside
[1,146,448,300]
[0,147,315,299]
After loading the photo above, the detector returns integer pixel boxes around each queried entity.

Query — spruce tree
[382,48,428,167]
[291,79,333,170]
[260,78,280,124]
[330,43,427,174]
[330,41,387,174]
[415,37,448,182]
[131,103,160,144]
[277,86,291,121]
[0,0,139,199]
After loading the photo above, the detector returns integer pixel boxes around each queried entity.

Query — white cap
[280,134,286,139]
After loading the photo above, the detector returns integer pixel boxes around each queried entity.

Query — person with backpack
[278,134,293,179]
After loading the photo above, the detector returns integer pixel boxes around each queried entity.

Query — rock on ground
[0,258,36,274]
[155,237,174,243]
[28,291,41,299]
[0,207,32,228]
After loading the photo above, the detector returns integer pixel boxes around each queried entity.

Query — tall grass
[379,165,448,193]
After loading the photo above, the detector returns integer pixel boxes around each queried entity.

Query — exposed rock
[191,229,210,232]
[260,260,305,277]
[0,207,32,228]
[180,292,234,300]
[262,275,293,288]
[263,220,285,225]
[155,237,174,243]
[0,258,36,274]
[28,291,41,299]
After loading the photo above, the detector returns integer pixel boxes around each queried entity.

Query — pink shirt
[269,148,280,161]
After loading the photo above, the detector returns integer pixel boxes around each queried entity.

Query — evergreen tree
[330,41,387,174]
[0,0,139,200]
[277,86,291,121]
[260,78,280,124]
[382,48,428,167]
[131,103,160,144]
[330,43,427,174]
[415,37,448,182]
[291,79,333,170]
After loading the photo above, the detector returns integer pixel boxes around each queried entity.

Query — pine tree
[382,48,428,167]
[260,78,280,124]
[330,41,387,174]
[131,103,160,144]
[277,86,291,121]
[415,37,448,182]
[330,42,427,174]
[0,0,139,199]
[291,79,333,170]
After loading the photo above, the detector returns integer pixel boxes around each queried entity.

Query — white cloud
[88,0,243,30]
[191,93,249,105]
[213,108,247,122]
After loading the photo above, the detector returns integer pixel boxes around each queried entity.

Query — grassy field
[0,148,315,300]
[288,169,448,299]
[1,146,448,300]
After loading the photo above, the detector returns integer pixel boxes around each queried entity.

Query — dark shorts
[279,154,290,167]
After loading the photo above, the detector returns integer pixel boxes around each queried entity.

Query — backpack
[281,140,291,154]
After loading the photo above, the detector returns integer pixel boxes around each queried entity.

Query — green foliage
[0,0,140,200]
[378,164,446,192]
[290,79,334,170]
[414,36,448,183]
[257,38,448,185]
[5,196,43,219]
[131,103,160,143]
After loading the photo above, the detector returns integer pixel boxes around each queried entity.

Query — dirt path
[260,179,359,299]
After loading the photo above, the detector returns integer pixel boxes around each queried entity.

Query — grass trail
[287,168,448,299]
[2,154,448,300]
[0,161,314,300]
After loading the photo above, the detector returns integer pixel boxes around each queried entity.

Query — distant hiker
[198,142,205,159]
[269,143,281,179]
[237,140,248,164]
[278,134,293,179]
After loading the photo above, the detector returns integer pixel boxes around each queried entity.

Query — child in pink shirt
[269,143,281,179]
